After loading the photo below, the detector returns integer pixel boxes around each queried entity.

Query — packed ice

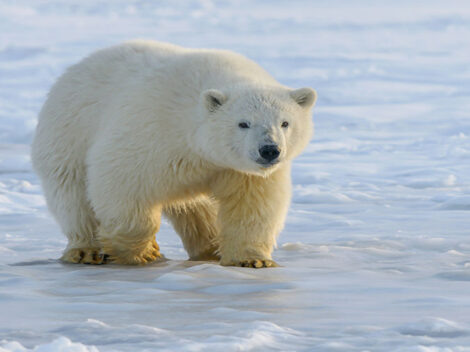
[1,1,469,351]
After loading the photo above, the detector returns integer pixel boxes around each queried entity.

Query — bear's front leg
[213,167,291,268]
[96,205,163,265]
[87,136,165,265]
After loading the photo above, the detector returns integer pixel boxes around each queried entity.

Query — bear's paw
[61,247,109,265]
[102,239,164,265]
[225,259,279,268]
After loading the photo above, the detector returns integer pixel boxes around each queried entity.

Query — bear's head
[195,85,317,176]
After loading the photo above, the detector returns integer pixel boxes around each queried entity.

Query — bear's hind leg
[40,169,104,264]
[164,197,220,261]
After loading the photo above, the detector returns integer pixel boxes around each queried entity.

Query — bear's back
[87,40,278,91]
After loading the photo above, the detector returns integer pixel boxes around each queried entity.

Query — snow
[1,0,470,351]
[0,337,99,352]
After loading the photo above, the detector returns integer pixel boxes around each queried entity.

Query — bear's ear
[203,89,227,112]
[290,87,317,108]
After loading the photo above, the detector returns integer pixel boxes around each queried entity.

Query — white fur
[31,40,317,267]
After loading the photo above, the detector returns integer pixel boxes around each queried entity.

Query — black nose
[259,145,280,162]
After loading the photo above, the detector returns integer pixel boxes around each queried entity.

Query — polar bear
[31,40,317,268]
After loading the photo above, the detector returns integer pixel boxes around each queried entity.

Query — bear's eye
[238,122,250,129]
[281,121,289,128]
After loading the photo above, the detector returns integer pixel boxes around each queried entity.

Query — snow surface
[1,0,470,351]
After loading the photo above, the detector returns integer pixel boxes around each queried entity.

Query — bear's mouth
[255,158,280,168]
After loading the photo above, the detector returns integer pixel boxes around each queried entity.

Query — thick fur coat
[31,40,317,267]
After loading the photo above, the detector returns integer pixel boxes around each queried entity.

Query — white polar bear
[31,40,317,268]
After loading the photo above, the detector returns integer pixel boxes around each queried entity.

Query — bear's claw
[236,259,279,268]
[101,239,163,265]
[61,248,109,265]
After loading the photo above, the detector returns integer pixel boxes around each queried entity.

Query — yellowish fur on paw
[61,248,108,265]
[223,259,279,268]
[102,239,163,265]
